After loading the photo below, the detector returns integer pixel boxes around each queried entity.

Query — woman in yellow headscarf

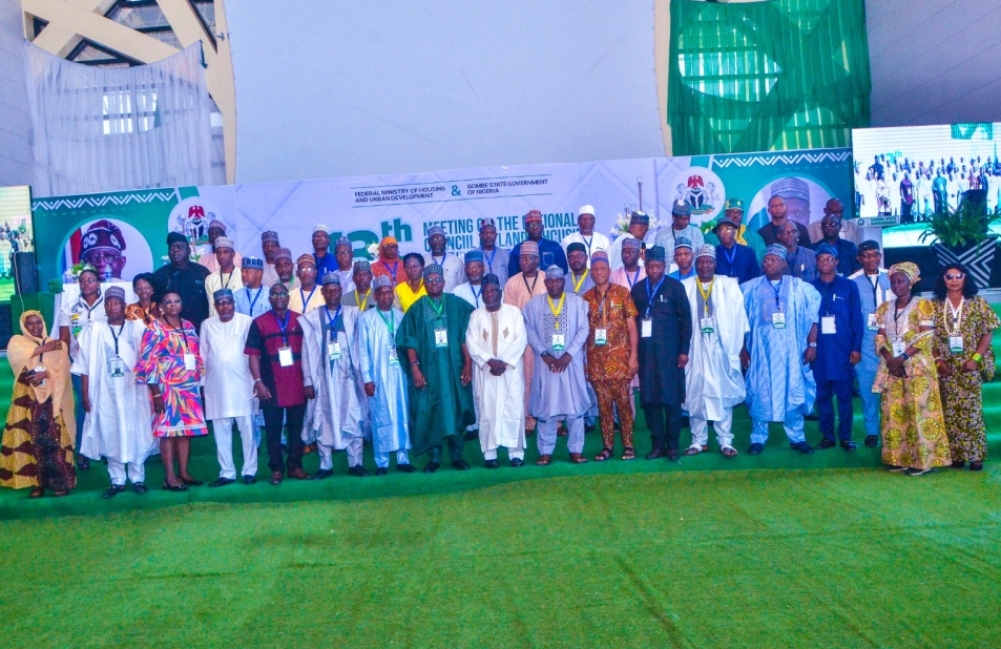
[0,310,77,496]
[873,263,951,476]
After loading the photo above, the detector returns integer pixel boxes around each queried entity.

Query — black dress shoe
[840,440,857,452]
[791,441,814,454]
[452,459,470,471]
[314,469,335,480]
[463,430,479,441]
[77,457,91,471]
[951,460,966,469]
[242,475,257,485]
[817,439,837,450]
[666,450,680,462]
[397,463,416,473]
[132,482,148,495]
[747,443,764,455]
[423,462,440,474]
[348,466,369,477]
[485,459,500,469]
[376,467,388,476]
[645,447,667,460]
[864,435,878,448]
[510,458,524,467]
[209,477,235,487]
[102,485,125,499]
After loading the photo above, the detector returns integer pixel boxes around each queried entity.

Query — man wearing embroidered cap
[668,237,695,280]
[204,236,244,318]
[609,211,654,273]
[503,239,547,434]
[200,287,257,486]
[810,243,863,451]
[301,271,367,478]
[740,244,821,455]
[476,217,510,286]
[311,225,340,280]
[562,205,610,268]
[680,245,749,458]
[524,266,593,465]
[332,236,357,294]
[152,231,211,330]
[508,210,568,276]
[260,231,281,288]
[235,256,269,318]
[454,249,487,309]
[758,178,812,246]
[199,219,243,274]
[704,198,767,262]
[397,263,476,472]
[357,275,415,474]
[655,199,704,260]
[565,242,595,295]
[425,225,464,292]
[465,274,529,467]
[289,253,324,314]
[72,285,153,497]
[342,260,376,312]
[79,219,128,280]
[632,246,692,461]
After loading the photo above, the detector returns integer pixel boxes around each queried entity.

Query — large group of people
[1,199,997,500]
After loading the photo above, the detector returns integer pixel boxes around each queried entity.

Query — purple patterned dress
[134,319,207,438]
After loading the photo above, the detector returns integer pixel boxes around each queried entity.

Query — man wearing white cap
[426,225,465,293]
[311,224,340,279]
[199,219,243,274]
[681,245,749,458]
[561,205,610,268]
[204,236,244,317]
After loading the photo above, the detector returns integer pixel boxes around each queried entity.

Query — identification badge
[892,341,905,357]
[821,315,837,334]
[552,334,566,351]
[641,318,652,338]
[867,313,878,331]
[700,316,715,334]
[772,311,786,329]
[278,346,293,367]
[328,341,342,361]
[184,353,197,371]
[108,357,125,378]
[434,328,449,348]
[594,328,607,346]
[389,346,400,365]
[949,336,964,354]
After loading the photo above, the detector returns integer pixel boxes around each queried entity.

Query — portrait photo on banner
[61,218,153,282]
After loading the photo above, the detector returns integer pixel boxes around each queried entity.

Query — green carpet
[1,318,1000,648]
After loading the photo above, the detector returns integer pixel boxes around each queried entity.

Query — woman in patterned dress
[932,263,999,471]
[873,262,951,476]
[134,291,207,491]
[0,311,77,496]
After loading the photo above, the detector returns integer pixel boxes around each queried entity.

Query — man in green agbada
[397,263,475,473]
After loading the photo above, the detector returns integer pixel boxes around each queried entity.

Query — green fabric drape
[668,0,871,156]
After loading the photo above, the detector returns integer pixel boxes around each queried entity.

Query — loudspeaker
[13,251,37,295]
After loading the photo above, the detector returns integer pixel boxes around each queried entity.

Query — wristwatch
[808,342,817,348]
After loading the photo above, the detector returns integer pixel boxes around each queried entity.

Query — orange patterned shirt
[582,284,638,381]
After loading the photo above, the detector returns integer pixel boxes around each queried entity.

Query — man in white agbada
[201,288,258,486]
[681,245,750,458]
[301,272,367,478]
[358,275,415,474]
[72,286,155,497]
[465,273,528,467]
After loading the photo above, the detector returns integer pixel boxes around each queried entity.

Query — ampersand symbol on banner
[451,186,461,196]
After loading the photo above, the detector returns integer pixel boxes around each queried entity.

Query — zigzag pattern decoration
[933,240,997,289]
[712,150,852,169]
[33,189,179,212]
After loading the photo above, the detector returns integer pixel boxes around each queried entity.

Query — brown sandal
[28,487,44,499]
[684,445,708,456]
[621,447,636,460]
[569,453,588,464]
[594,448,613,462]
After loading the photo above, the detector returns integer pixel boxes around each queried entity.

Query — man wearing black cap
[609,211,653,273]
[152,232,211,330]
[566,242,595,295]
[712,219,760,284]
[631,246,692,461]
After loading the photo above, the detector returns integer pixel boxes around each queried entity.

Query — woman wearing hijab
[0,311,77,497]
[872,263,951,476]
